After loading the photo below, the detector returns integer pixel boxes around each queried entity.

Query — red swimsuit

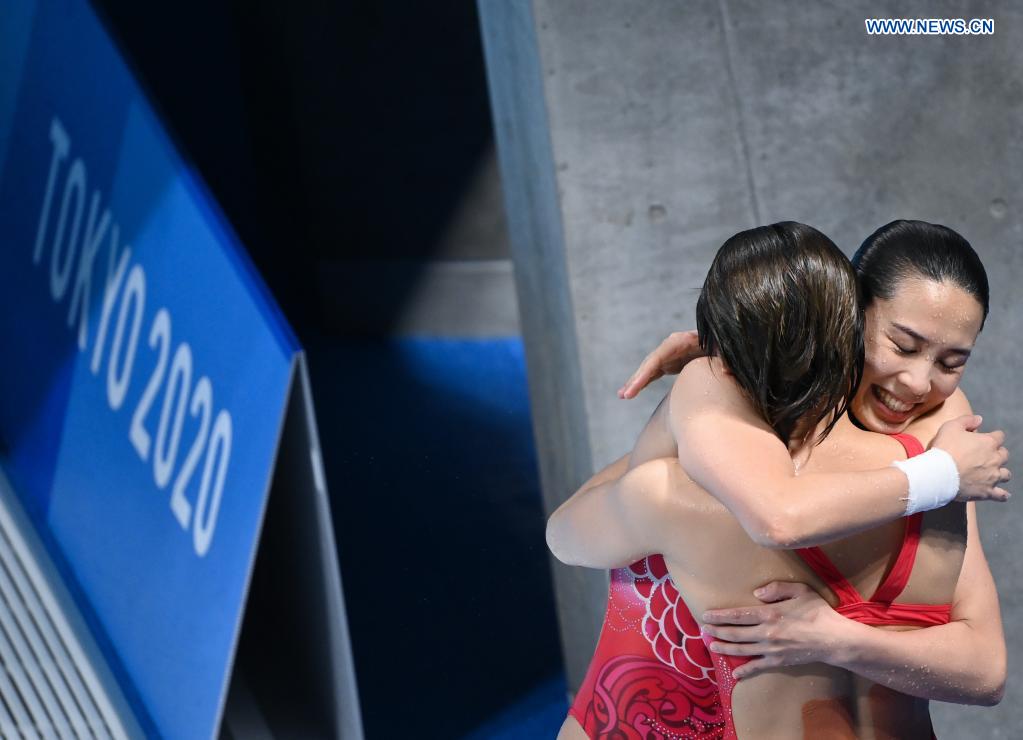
[702,432,951,739]
[569,432,952,739]
[567,556,727,738]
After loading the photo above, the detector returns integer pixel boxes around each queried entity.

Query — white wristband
[892,448,960,515]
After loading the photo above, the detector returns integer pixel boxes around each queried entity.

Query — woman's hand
[930,415,1011,502]
[700,581,853,680]
[617,330,703,399]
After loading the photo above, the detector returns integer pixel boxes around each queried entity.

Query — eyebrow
[891,322,973,357]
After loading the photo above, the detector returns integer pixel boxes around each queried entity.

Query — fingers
[618,358,647,399]
[703,582,809,625]
[732,656,776,680]
[706,640,763,658]
[976,487,1011,502]
[987,429,1006,447]
[617,368,640,399]
[703,627,764,647]
[618,331,699,399]
[618,355,661,399]
[990,444,1009,488]
[754,581,810,603]
[958,486,1011,504]
[617,373,638,399]
[701,607,767,626]
[667,330,698,347]
[958,414,983,432]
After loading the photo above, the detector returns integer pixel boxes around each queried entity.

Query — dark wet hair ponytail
[852,220,989,329]
[696,222,863,444]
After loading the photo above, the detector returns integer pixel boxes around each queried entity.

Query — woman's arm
[617,330,703,399]
[702,503,1006,705]
[545,451,636,568]
[547,457,680,569]
[550,362,1008,567]
[672,359,1008,548]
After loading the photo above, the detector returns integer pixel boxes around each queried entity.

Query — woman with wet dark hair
[550,220,1008,738]
[856,220,989,324]
[694,221,864,447]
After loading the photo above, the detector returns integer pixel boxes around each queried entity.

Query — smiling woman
[851,220,989,434]
[860,279,979,428]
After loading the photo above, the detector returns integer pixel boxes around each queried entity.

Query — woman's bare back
[628,383,966,738]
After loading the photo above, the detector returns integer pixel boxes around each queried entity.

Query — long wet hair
[852,219,989,329]
[696,222,863,444]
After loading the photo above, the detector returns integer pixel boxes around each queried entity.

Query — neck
[846,405,869,431]
[787,409,842,456]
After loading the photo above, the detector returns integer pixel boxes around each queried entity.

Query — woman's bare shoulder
[671,356,758,421]
[673,357,742,405]
[906,388,972,444]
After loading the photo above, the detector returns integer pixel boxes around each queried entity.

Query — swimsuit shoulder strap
[889,431,925,457]
[793,546,863,605]
[871,513,923,603]
[871,431,926,602]
[797,431,928,606]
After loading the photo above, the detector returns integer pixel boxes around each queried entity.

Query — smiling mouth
[872,385,917,415]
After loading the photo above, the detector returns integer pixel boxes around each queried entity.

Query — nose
[897,360,931,399]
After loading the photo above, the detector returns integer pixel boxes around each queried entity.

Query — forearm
[672,374,918,548]
[832,619,1005,705]
[739,468,910,549]
[546,477,627,568]
[547,458,665,569]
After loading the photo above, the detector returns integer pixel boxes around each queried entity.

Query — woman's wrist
[892,448,960,514]
[825,616,870,668]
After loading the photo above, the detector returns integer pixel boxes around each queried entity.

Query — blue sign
[0,2,298,738]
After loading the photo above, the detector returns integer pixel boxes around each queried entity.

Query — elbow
[747,507,805,550]
[545,511,579,567]
[976,684,1005,708]
[972,655,1007,707]
[955,642,1006,706]
[968,678,1004,707]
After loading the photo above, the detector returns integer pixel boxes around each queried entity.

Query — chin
[851,399,913,435]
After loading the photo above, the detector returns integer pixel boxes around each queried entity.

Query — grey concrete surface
[477,0,606,698]
[480,0,1023,734]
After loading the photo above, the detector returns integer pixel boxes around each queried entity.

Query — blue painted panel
[0,2,297,737]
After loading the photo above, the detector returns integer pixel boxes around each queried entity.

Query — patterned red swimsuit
[567,556,726,738]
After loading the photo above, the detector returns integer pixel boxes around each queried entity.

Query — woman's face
[850,276,985,434]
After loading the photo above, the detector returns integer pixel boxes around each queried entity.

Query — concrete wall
[479,1,1023,735]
